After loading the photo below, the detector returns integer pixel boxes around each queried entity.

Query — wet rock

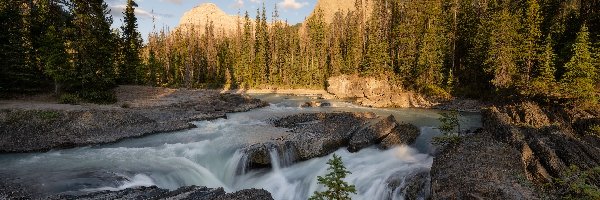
[242,112,421,171]
[380,123,420,149]
[300,101,331,108]
[386,170,430,200]
[50,186,273,200]
[348,115,398,152]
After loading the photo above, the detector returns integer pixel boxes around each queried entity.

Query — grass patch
[37,111,60,120]
[432,135,462,146]
[59,93,79,104]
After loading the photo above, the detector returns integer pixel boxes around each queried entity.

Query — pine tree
[70,0,117,103]
[531,35,557,95]
[483,8,520,91]
[36,0,72,94]
[561,25,597,104]
[309,154,356,200]
[120,0,143,84]
[519,0,543,85]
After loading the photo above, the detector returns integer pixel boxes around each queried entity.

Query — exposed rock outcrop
[327,75,434,108]
[430,101,600,199]
[50,186,273,200]
[241,112,421,171]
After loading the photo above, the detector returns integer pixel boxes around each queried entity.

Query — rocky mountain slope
[177,3,243,36]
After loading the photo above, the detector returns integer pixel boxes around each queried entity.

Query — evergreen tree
[119,0,143,84]
[0,0,26,92]
[309,154,356,200]
[36,0,72,95]
[70,0,117,102]
[560,25,597,103]
[484,8,520,91]
[520,0,543,86]
[531,35,557,95]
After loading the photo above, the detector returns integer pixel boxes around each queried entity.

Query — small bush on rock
[309,154,356,200]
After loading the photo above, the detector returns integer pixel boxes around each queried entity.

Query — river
[0,94,481,200]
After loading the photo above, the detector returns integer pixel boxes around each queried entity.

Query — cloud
[279,0,308,10]
[233,0,244,8]
[160,0,182,4]
[109,4,166,20]
[249,0,261,3]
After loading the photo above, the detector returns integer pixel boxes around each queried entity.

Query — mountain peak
[177,3,241,36]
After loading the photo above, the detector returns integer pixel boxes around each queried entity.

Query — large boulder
[241,112,421,171]
[386,170,431,200]
[380,123,421,149]
[348,115,399,152]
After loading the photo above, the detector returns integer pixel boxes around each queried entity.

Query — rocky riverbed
[0,86,267,153]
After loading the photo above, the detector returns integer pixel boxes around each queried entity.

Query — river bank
[0,85,267,153]
[431,101,600,199]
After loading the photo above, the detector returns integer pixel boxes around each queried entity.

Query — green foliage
[551,165,600,200]
[560,25,598,105]
[309,154,356,200]
[432,134,462,146]
[438,111,461,136]
[588,124,600,136]
[37,111,60,121]
[118,0,143,84]
[58,93,79,105]
[78,90,117,105]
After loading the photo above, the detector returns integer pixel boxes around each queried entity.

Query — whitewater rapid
[0,94,480,200]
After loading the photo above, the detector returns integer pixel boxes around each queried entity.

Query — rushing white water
[0,94,480,199]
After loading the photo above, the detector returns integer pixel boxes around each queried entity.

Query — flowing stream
[0,94,481,200]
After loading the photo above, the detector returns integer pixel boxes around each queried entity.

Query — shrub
[37,111,60,120]
[552,165,600,200]
[79,90,117,104]
[309,154,356,200]
[58,93,79,104]
[438,111,461,136]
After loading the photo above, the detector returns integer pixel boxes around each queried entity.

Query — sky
[107,0,317,41]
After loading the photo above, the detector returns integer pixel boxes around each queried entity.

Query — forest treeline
[146,0,600,105]
[0,0,141,103]
[1,0,599,105]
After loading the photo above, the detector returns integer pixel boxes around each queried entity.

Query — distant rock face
[327,75,433,108]
[177,3,243,36]
[309,0,356,23]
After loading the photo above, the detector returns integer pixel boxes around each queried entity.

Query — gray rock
[242,112,421,171]
[380,123,421,149]
[386,170,430,200]
[49,186,273,200]
[348,115,398,152]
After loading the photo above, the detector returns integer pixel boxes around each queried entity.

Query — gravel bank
[0,86,267,153]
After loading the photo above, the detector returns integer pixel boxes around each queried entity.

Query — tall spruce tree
[484,8,520,91]
[71,0,117,102]
[561,25,597,103]
[0,0,27,93]
[520,0,543,86]
[120,0,143,84]
[531,35,557,95]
